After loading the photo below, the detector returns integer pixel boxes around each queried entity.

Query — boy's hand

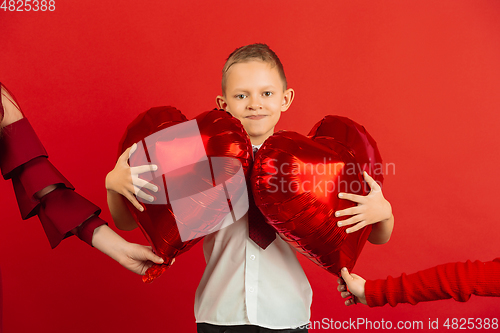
[335,171,392,234]
[105,143,159,212]
[337,267,367,306]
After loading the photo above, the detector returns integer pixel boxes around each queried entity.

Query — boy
[106,43,394,332]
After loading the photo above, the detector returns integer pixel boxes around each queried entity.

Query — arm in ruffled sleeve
[0,86,166,276]
[0,116,106,248]
[365,258,500,307]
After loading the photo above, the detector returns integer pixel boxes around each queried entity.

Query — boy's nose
[246,97,263,110]
[246,104,262,110]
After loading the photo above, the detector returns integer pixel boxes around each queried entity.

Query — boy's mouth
[246,115,267,120]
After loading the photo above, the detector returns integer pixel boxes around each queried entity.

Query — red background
[1,1,500,332]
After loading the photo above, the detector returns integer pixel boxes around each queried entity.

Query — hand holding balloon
[106,143,159,212]
[115,107,252,283]
[337,267,367,306]
[113,244,167,276]
[90,224,168,276]
[336,171,393,244]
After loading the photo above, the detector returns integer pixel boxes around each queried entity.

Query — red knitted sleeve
[365,258,500,307]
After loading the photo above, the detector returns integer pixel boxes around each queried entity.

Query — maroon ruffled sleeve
[76,215,108,246]
[0,118,46,179]
[38,187,105,248]
[365,258,500,307]
[0,118,106,248]
[11,157,73,219]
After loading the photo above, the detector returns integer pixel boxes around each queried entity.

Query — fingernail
[139,207,144,212]
[335,211,340,217]
[153,186,159,192]
[342,267,347,272]
[153,165,158,171]
[338,193,344,198]
[337,222,342,227]
[148,196,154,202]
[346,229,351,233]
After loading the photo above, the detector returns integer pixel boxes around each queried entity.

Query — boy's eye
[235,94,246,99]
[263,91,273,97]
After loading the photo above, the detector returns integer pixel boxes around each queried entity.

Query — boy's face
[216,60,294,145]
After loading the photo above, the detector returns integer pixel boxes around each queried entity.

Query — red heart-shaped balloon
[252,115,383,276]
[118,107,252,282]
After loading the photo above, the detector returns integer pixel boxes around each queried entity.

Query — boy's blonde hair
[221,43,287,95]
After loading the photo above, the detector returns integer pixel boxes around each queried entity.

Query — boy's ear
[281,88,295,112]
[216,95,227,110]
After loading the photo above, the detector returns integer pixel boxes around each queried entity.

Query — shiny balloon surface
[252,115,383,276]
[118,107,252,282]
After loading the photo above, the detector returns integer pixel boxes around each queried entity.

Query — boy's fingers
[131,164,158,175]
[129,143,137,156]
[363,171,374,183]
[335,206,361,217]
[120,146,132,162]
[133,178,159,192]
[337,215,362,227]
[124,192,144,212]
[346,221,367,234]
[338,192,365,204]
[364,171,381,191]
[126,183,137,195]
[135,189,155,203]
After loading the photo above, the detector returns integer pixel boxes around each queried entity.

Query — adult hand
[337,267,367,306]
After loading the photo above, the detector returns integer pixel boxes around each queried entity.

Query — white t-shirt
[194,145,312,329]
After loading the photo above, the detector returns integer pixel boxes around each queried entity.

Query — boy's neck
[250,136,268,146]
[249,130,275,146]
